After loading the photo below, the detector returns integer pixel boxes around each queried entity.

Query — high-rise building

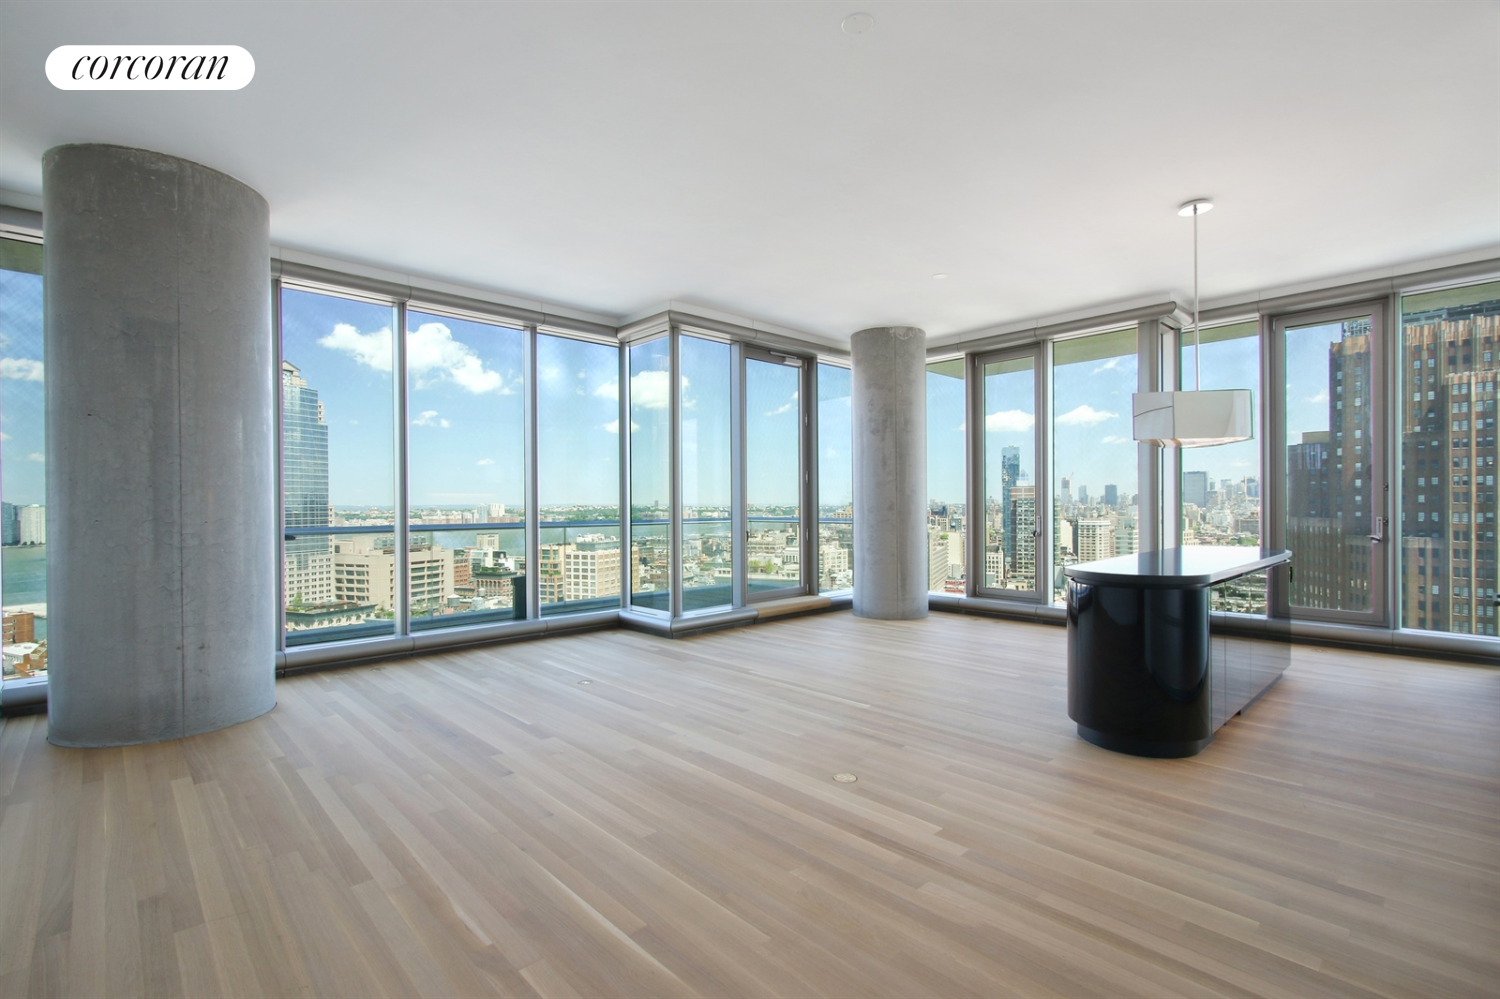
[17,504,44,545]
[1010,485,1036,581]
[281,361,335,607]
[1103,484,1119,508]
[1183,470,1209,510]
[1,502,17,545]
[1399,296,1499,635]
[1000,446,1020,569]
[927,528,950,591]
[1075,519,1116,562]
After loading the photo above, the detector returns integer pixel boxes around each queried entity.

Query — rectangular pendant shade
[1132,389,1253,448]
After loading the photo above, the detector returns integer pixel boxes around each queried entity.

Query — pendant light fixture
[1133,199,1254,448]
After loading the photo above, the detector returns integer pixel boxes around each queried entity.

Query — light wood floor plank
[0,611,1496,997]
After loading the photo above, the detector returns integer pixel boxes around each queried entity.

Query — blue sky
[0,267,45,507]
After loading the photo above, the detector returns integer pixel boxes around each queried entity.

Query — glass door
[744,350,805,599]
[1271,301,1389,625]
[977,348,1045,599]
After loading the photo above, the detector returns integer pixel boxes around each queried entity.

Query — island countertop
[1062,545,1292,588]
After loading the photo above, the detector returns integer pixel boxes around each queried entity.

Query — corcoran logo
[46,46,254,90]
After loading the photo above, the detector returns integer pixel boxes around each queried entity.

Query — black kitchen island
[1063,546,1293,758]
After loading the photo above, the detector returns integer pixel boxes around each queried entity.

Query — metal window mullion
[273,278,287,654]
[669,329,683,618]
[1136,318,1163,554]
[393,300,410,636]
[525,327,541,620]
[730,341,746,608]
[965,352,982,599]
[1039,340,1055,601]
[1160,322,1182,549]
[801,358,816,597]
[619,339,631,606]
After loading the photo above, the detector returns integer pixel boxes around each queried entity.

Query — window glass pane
[817,363,853,593]
[629,337,671,610]
[281,287,397,643]
[1180,321,1265,613]
[1399,280,1500,637]
[538,334,622,616]
[1283,316,1373,613]
[1053,328,1138,602]
[747,358,802,595]
[406,311,525,630]
[927,359,966,594]
[982,355,1037,593]
[0,238,47,679]
[681,336,732,611]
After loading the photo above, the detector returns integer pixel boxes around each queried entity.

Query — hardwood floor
[0,611,1496,998]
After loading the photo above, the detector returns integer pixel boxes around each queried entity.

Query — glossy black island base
[1063,547,1293,758]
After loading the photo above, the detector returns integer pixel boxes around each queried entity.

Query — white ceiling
[1,1,1497,342]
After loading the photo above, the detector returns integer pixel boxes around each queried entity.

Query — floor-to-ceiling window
[405,310,527,631]
[280,286,399,644]
[1273,303,1388,623]
[1180,320,1265,613]
[979,349,1043,598]
[1051,329,1138,602]
[0,236,46,680]
[1399,280,1499,636]
[745,352,803,598]
[628,336,672,612]
[816,363,853,593]
[679,335,733,611]
[537,332,623,616]
[927,359,966,594]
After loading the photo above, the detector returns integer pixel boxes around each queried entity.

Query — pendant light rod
[1178,198,1214,391]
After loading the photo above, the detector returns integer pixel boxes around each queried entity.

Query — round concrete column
[44,144,275,746]
[851,326,928,620]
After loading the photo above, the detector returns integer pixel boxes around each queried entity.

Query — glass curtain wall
[816,363,853,592]
[1180,320,1265,613]
[537,333,623,616]
[680,336,733,611]
[0,237,46,682]
[405,310,527,631]
[927,359,966,594]
[980,353,1041,596]
[1399,280,1500,636]
[281,287,398,645]
[746,356,802,597]
[628,337,671,611]
[1051,329,1139,602]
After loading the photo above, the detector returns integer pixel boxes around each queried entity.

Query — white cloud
[1307,390,1328,404]
[1056,404,1118,427]
[603,419,641,434]
[985,409,1035,433]
[765,402,795,416]
[0,432,9,441]
[1091,356,1124,375]
[318,323,392,371]
[26,452,43,463]
[594,381,619,401]
[412,410,450,428]
[0,358,44,382]
[318,321,512,395]
[476,458,495,466]
[407,322,508,394]
[629,370,688,410]
[1100,435,1133,444]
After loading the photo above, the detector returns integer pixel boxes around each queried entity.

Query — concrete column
[851,326,928,619]
[44,144,275,746]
